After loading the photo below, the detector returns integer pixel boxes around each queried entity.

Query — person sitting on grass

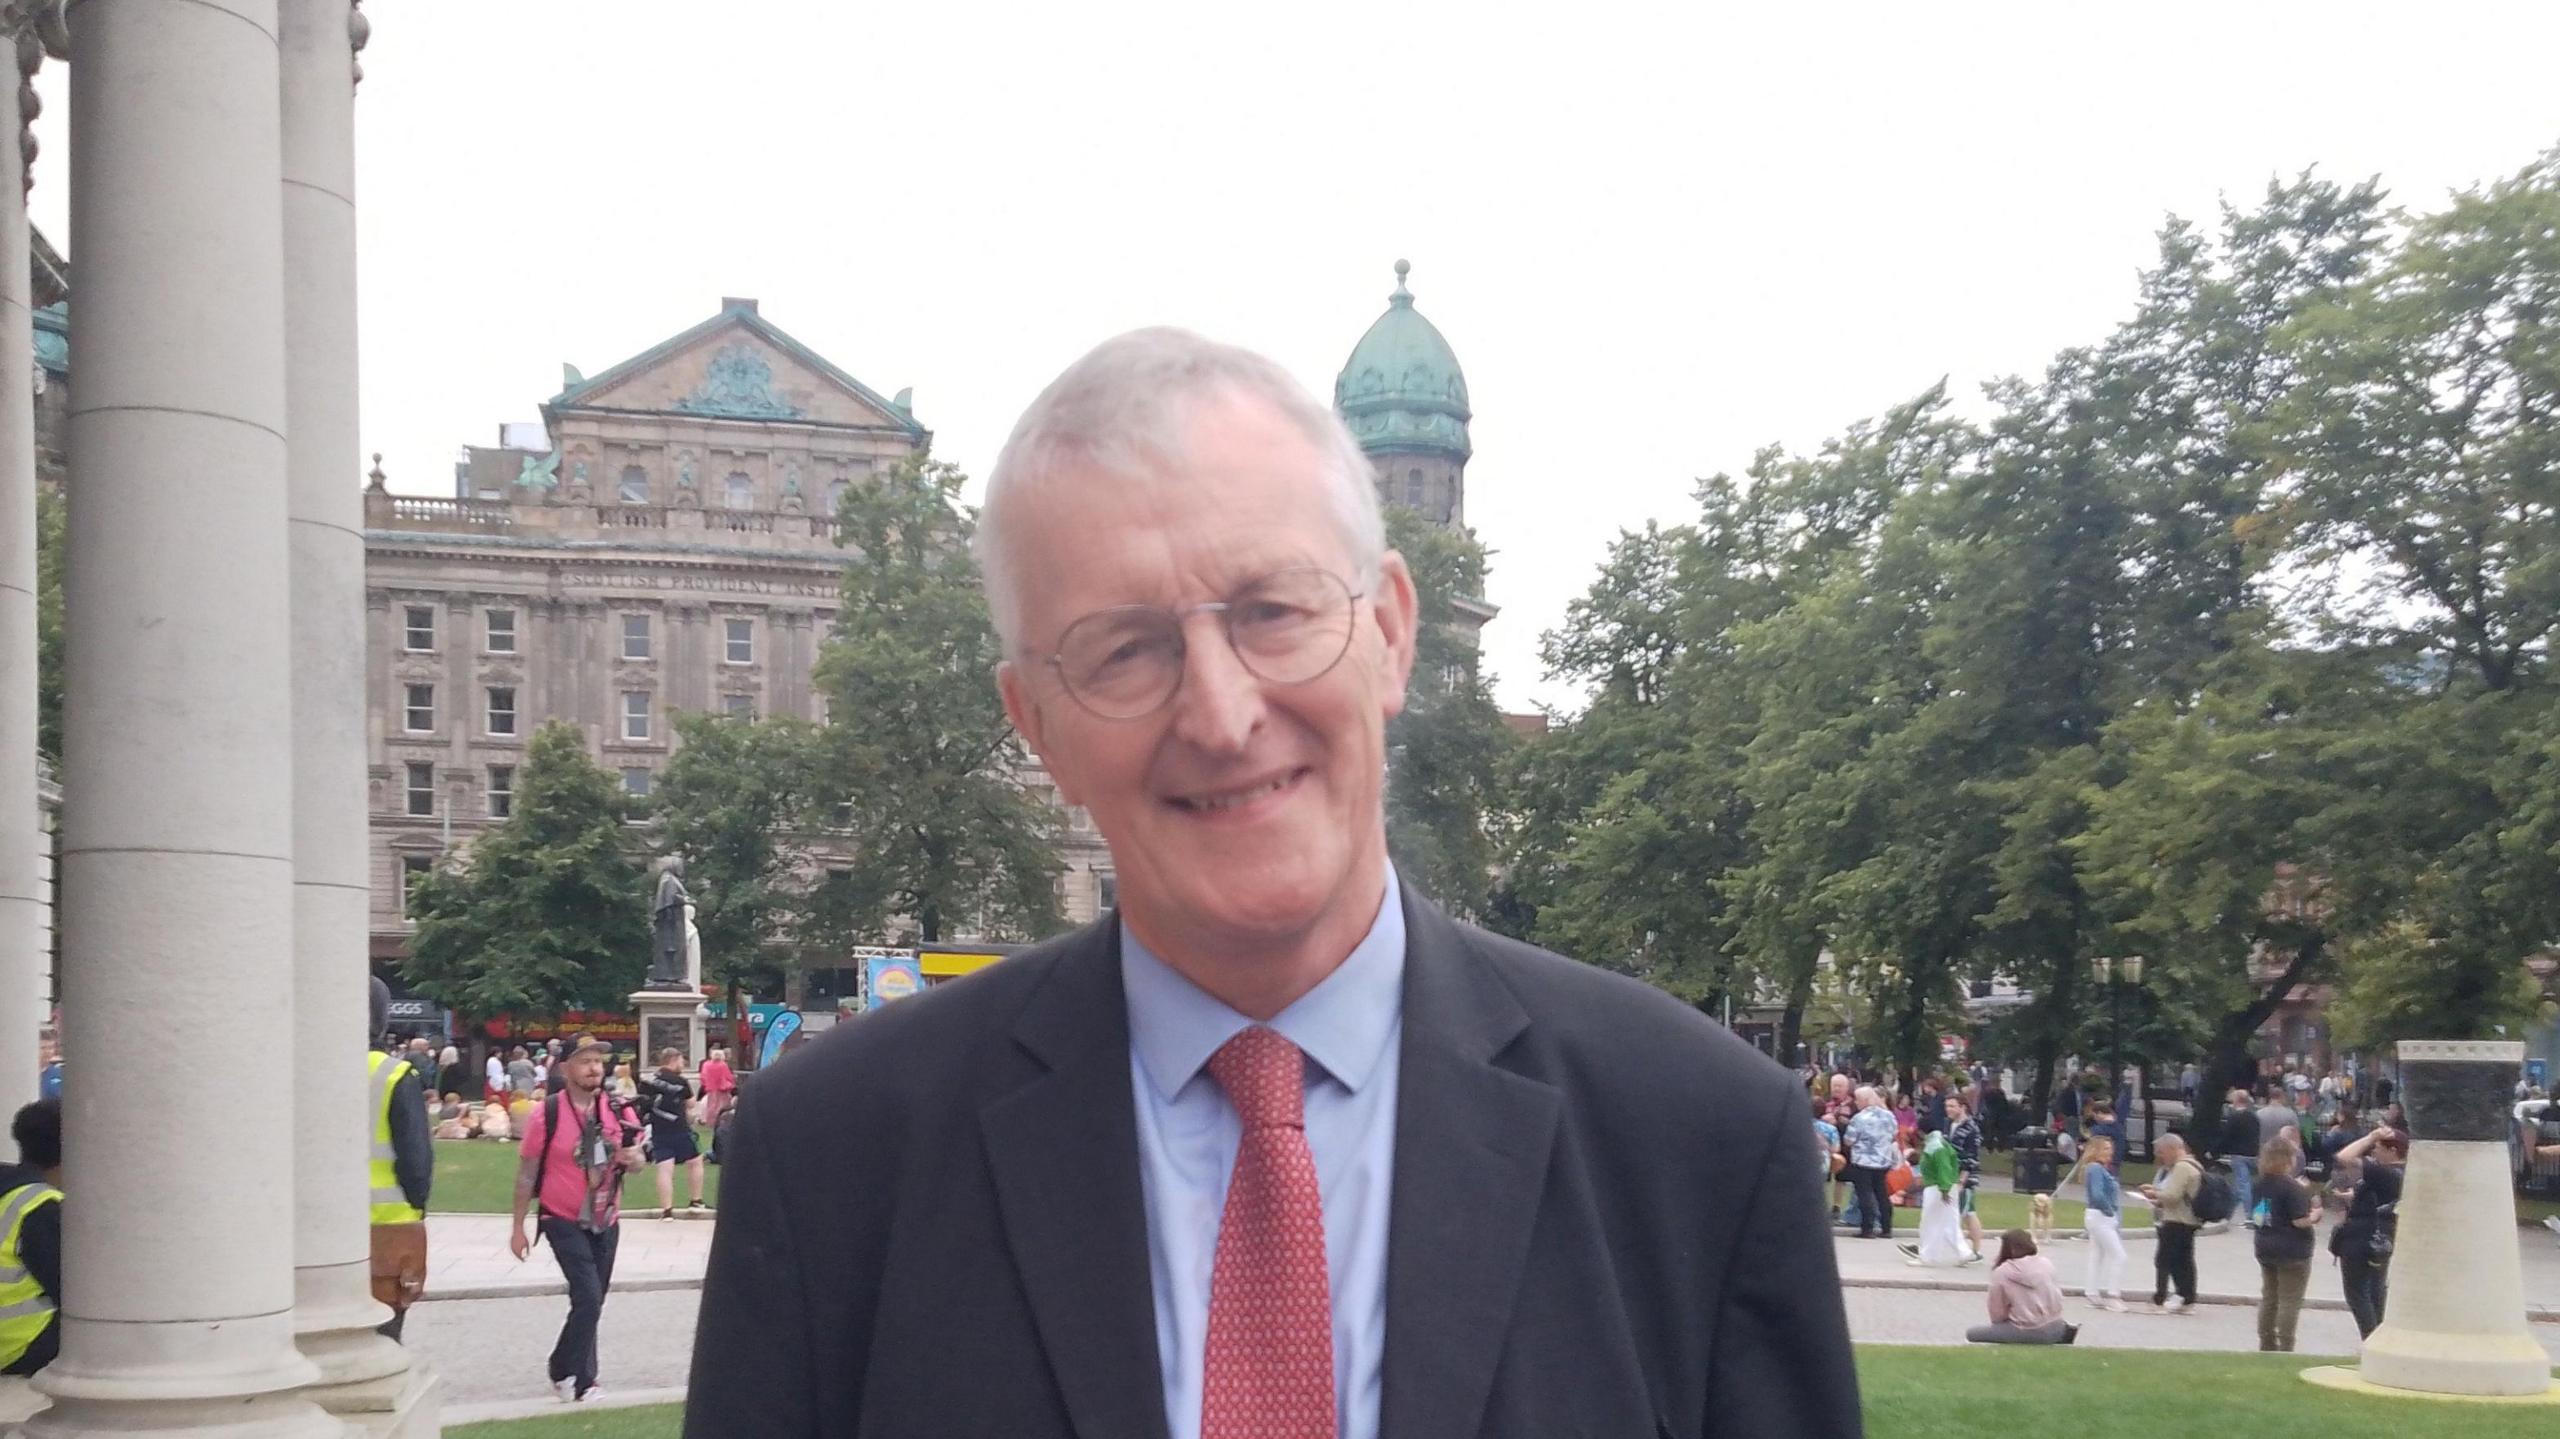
[433,1094,472,1141]
[1965,1229,2078,1346]
[478,1098,514,1142]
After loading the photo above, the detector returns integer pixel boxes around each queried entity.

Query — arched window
[724,472,753,510]
[617,465,649,504]
[1405,468,1425,506]
[826,477,850,514]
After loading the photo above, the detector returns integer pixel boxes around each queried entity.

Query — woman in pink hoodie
[1965,1230,2079,1344]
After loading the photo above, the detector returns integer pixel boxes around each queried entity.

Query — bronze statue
[649,855,692,989]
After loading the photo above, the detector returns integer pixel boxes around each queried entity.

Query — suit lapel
[1378,894,1562,1439]
[981,925,1172,1439]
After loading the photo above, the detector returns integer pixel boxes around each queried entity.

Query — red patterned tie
[1202,1026,1335,1439]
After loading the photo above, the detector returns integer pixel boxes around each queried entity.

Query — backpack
[530,1090,635,1225]
[2191,1160,2237,1222]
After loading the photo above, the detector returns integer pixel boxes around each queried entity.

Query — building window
[622,690,652,741]
[487,766,514,819]
[400,853,434,917]
[1097,871,1118,911]
[405,763,434,817]
[403,605,435,652]
[1405,468,1424,506]
[723,692,756,719]
[724,617,754,665]
[622,612,652,660]
[403,684,434,733]
[826,477,850,513]
[620,766,652,798]
[618,465,649,504]
[724,472,753,510]
[486,686,517,736]
[485,607,517,653]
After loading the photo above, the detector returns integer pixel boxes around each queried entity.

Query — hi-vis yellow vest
[368,1052,425,1225]
[0,1180,61,1369]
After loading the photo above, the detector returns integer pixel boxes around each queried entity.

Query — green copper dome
[1335,259,1471,462]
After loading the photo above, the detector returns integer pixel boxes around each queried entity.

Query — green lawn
[432,1137,721,1216]
[451,1348,2560,1438]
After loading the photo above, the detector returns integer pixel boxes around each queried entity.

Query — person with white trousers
[2080,1133,2129,1310]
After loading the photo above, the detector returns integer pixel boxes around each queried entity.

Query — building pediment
[546,299,927,439]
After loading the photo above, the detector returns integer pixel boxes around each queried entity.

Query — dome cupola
[1334,259,1470,464]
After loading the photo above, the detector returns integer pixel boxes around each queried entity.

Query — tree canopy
[804,454,1061,947]
[1514,153,2560,1083]
[402,721,649,1016]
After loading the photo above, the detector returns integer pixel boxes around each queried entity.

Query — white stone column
[0,7,50,1128]
[31,1,343,1433]
[281,1,435,1430]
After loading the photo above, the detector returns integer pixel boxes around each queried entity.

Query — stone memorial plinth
[631,986,707,1072]
[2304,1039,2557,1402]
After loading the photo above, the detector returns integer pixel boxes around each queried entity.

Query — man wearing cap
[510,1033,644,1403]
[687,328,1858,1437]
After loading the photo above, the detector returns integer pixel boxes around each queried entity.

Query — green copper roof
[1334,260,1470,462]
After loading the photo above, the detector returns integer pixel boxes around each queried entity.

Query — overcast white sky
[29,1,2560,710]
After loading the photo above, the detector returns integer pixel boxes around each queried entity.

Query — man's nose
[1167,613,1263,754]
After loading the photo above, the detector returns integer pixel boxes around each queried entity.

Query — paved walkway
[420,1206,2560,1314]
[1834,1216,2560,1319]
[420,1261,2560,1420]
[424,1212,713,1301]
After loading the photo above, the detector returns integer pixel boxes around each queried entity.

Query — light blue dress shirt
[1121,868,1404,1439]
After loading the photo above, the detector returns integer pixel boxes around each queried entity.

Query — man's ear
[1370,550,1420,719]
[998,660,1082,808]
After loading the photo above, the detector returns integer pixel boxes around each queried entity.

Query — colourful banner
[864,954,924,1009]
[757,1008,803,1068]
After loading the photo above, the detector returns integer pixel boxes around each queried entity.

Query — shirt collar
[1121,867,1405,1103]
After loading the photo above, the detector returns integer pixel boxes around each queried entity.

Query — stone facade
[362,299,1117,973]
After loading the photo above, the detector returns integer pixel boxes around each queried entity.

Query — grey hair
[974,326,1385,654]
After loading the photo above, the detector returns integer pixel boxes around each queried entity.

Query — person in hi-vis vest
[369,977,434,1338]
[0,1097,63,1376]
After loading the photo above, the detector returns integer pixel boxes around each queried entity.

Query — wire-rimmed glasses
[1044,566,1364,720]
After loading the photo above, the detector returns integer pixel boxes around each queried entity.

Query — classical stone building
[361,298,1120,980]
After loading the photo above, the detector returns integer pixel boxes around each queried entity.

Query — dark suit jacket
[685,889,1861,1438]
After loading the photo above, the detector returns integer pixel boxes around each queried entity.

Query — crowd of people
[1799,1057,2486,1354]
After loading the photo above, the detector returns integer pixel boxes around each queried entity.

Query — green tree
[2327,914,2547,1053]
[806,455,1061,946]
[651,711,820,996]
[402,721,649,1016]
[1381,505,1513,916]
[34,483,63,763]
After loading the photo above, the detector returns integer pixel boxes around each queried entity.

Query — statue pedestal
[2310,1040,2558,1400]
[629,987,706,1070]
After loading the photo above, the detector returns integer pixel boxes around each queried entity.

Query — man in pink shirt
[509,1034,645,1402]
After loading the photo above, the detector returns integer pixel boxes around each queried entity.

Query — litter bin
[2012,1127,2058,1193]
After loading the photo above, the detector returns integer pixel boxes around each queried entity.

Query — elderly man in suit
[684,328,1861,1439]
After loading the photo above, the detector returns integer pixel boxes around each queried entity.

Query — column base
[2357,1329,2559,1398]
[11,1393,354,1439]
[295,1259,409,1390]
[307,1357,443,1439]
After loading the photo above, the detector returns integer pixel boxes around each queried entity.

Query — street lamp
[2091,955,2146,1143]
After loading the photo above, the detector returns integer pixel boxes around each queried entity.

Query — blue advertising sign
[757,1009,802,1068]
[2529,1057,2549,1090]
[864,954,923,1009]
[703,1001,791,1034]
